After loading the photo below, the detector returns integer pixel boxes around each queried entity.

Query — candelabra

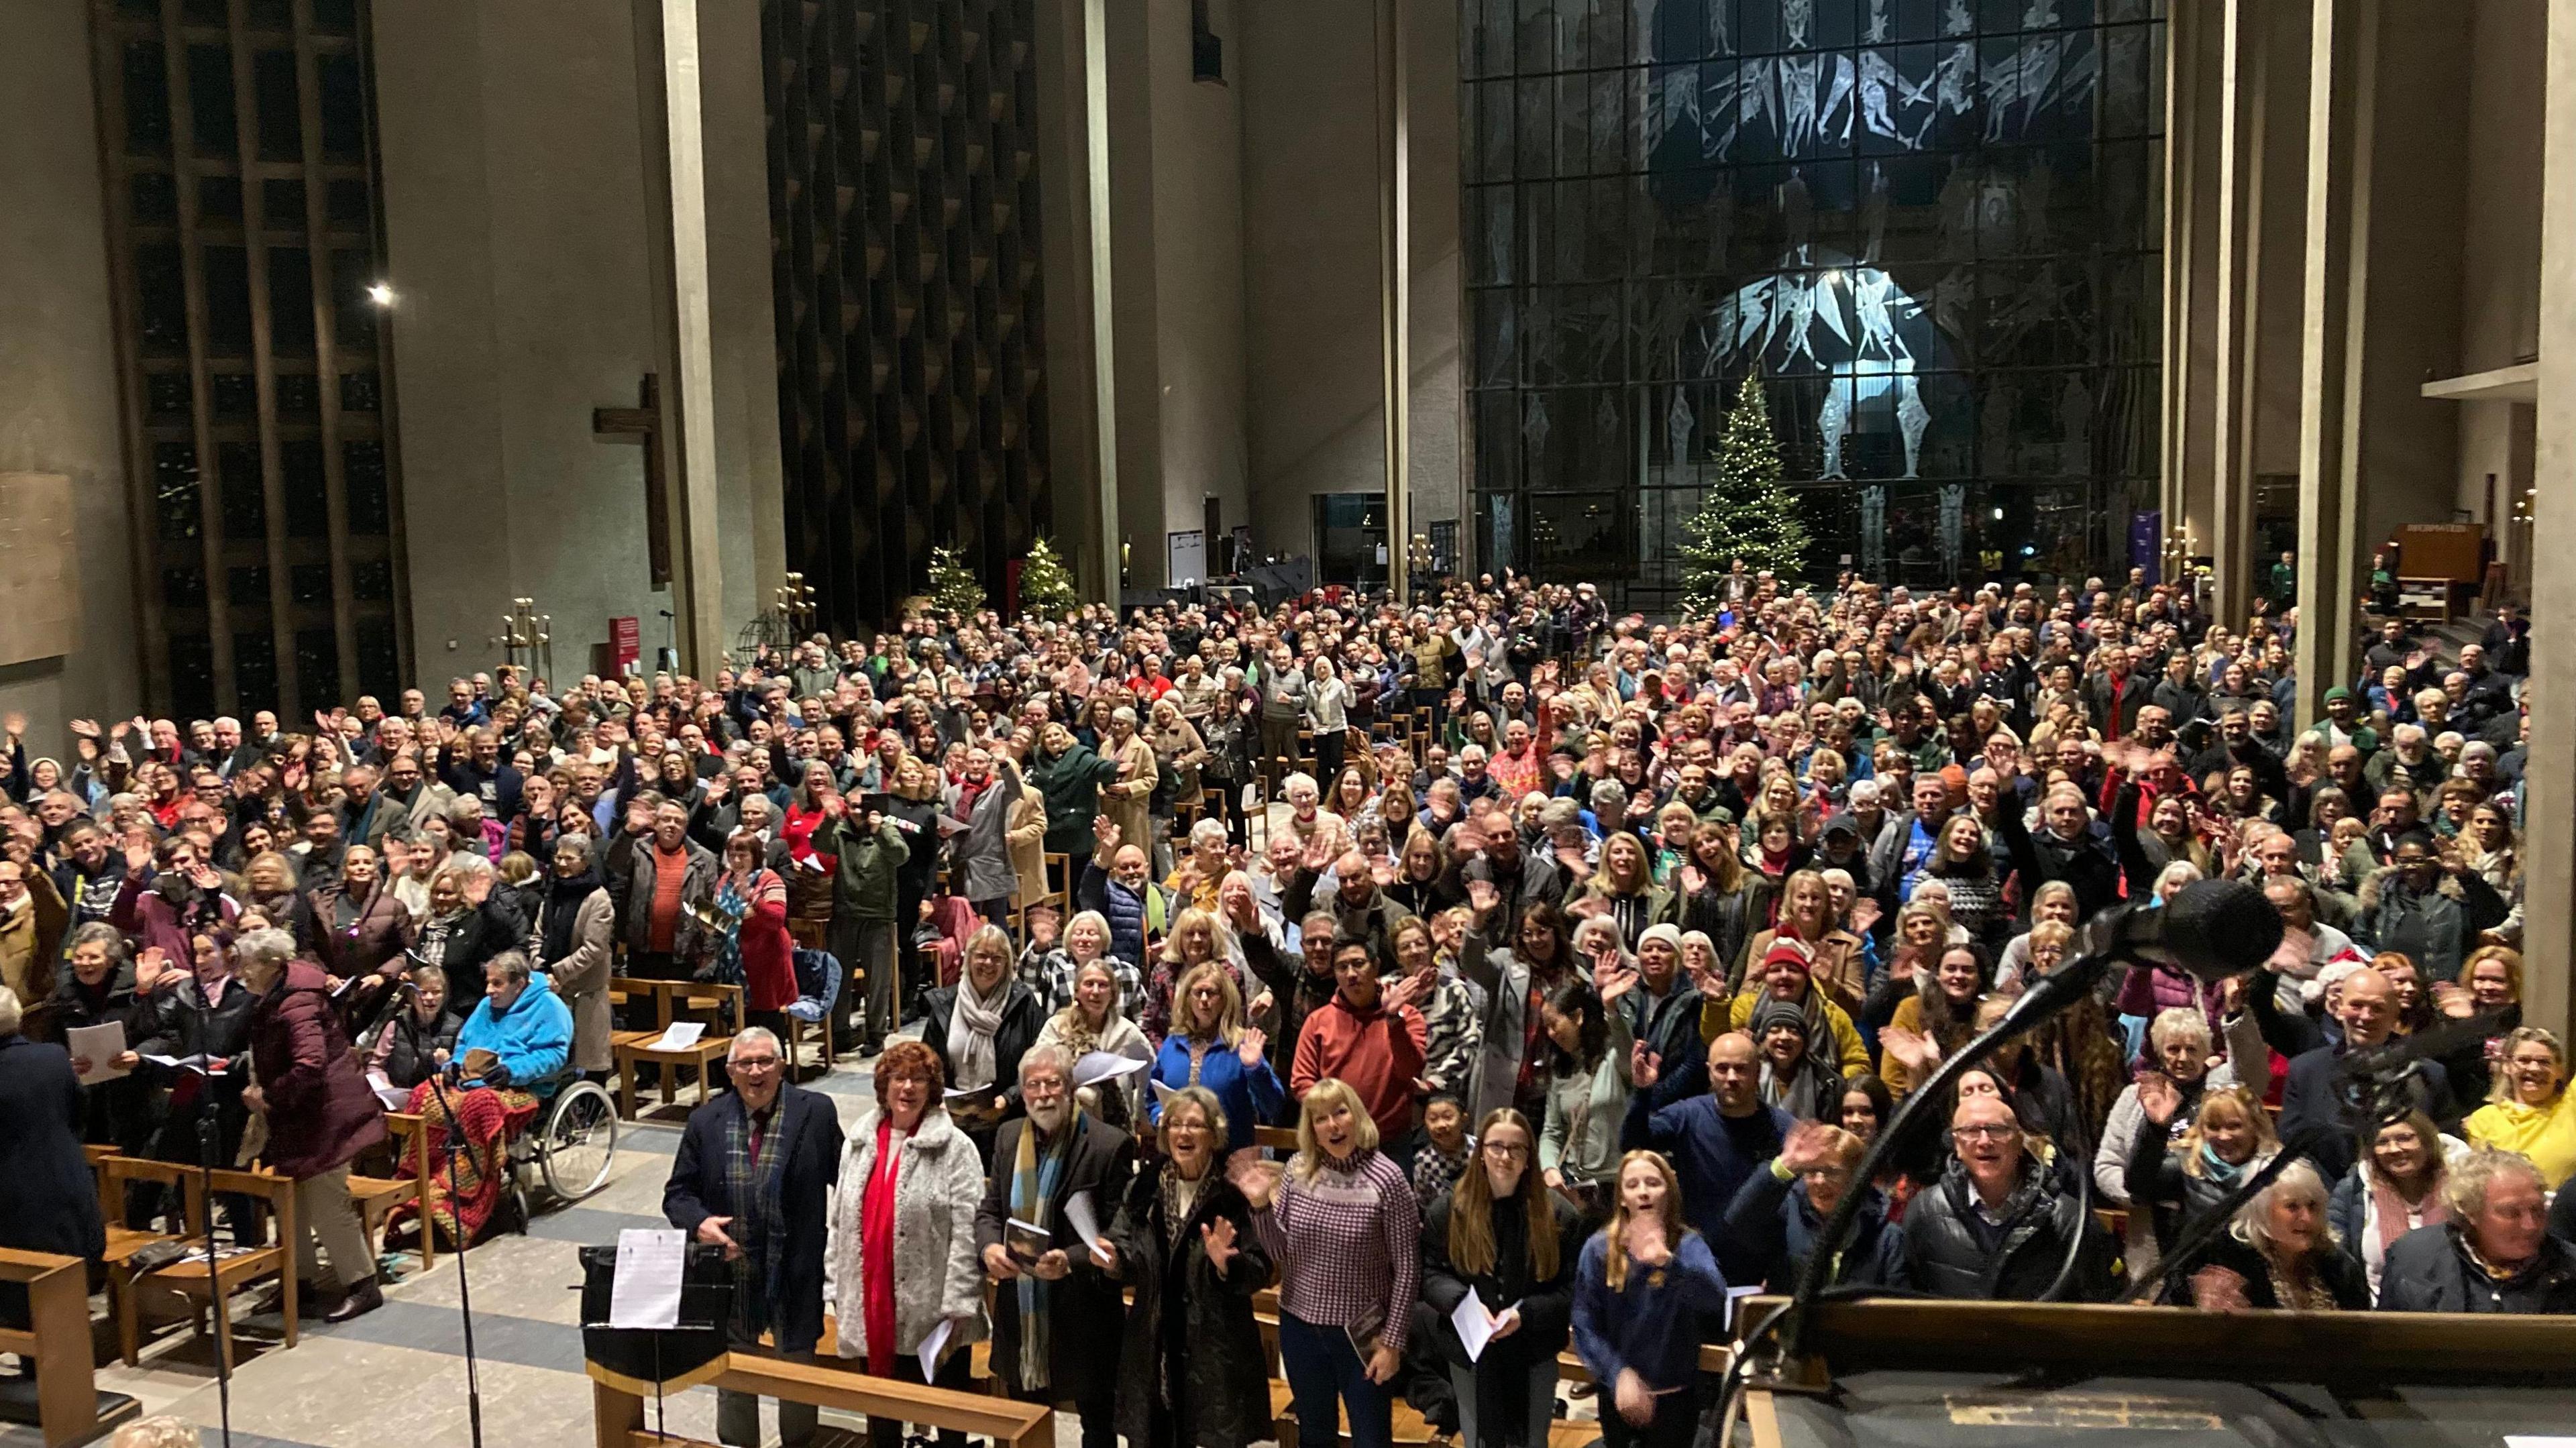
[773,571,818,636]
[492,597,551,683]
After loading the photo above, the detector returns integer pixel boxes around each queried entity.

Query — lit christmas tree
[926,543,986,616]
[1019,536,1078,619]
[1680,373,1808,616]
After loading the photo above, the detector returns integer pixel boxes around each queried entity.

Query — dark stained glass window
[1464,0,2165,603]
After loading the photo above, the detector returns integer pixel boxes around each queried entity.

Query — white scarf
[948,971,1010,1092]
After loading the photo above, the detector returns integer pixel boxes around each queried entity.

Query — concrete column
[1377,0,1409,604]
[2520,0,2576,1042]
[633,0,725,671]
[2161,0,2224,581]
[2208,0,2267,626]
[1081,0,1121,600]
[2292,0,2373,727]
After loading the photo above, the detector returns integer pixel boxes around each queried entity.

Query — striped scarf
[722,1100,791,1342]
[1010,1111,1078,1390]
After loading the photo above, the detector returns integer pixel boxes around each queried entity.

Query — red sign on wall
[610,616,641,674]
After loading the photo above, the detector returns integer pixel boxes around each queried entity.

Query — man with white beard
[976,1045,1134,1448]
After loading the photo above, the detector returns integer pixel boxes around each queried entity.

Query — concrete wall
[2453,0,2544,532]
[1143,0,1248,581]
[374,0,780,681]
[0,0,143,734]
[2249,0,2312,482]
[2350,2,2473,560]
[1238,0,1462,567]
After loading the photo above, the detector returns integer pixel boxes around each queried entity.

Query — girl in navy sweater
[1572,1150,1729,1448]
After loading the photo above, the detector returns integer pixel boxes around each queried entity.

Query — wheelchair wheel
[539,1080,619,1203]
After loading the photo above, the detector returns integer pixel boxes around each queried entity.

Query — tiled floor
[3,1054,1074,1448]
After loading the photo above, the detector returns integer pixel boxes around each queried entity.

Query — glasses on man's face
[1023,1075,1067,1099]
[733,1054,781,1073]
[1950,1124,2017,1143]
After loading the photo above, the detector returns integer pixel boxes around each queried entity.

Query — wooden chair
[125,1161,300,1368]
[0,1248,139,1448]
[610,977,745,1033]
[614,1029,735,1119]
[350,1112,435,1271]
[1253,1124,1300,1152]
[89,1154,190,1368]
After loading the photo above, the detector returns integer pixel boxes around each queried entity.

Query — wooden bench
[1254,1124,1299,1152]
[0,1248,140,1448]
[590,1349,1053,1448]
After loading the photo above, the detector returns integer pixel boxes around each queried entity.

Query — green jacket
[814,814,909,920]
[1033,742,1120,857]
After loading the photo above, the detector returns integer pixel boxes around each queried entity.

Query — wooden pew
[589,1350,1053,1448]
[0,1248,140,1448]
[140,1165,301,1368]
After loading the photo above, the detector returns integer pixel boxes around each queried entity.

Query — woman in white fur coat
[824,1038,989,1448]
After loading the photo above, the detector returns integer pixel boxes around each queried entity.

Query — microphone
[2068,877,2283,981]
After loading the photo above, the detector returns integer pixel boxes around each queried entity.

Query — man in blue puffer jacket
[453,950,573,1091]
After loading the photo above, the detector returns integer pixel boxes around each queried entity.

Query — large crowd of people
[2,558,2572,1448]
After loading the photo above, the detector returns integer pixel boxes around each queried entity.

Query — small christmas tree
[1020,536,1078,619]
[926,544,986,616]
[1680,373,1809,616]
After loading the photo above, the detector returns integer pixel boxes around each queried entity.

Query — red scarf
[863,1117,904,1376]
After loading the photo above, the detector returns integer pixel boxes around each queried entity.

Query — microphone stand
[1767,934,2130,1366]
[398,963,488,1448]
[184,974,234,1448]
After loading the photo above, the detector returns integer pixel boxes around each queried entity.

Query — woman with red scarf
[780,760,841,939]
[824,1040,987,1448]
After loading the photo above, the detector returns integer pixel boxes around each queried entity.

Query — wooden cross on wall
[594,374,674,589]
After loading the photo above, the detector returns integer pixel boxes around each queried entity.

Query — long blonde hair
[1601,1149,1686,1292]
[1448,1109,1558,1280]
[1172,959,1246,1047]
[1291,1078,1379,1182]
[2179,1085,2279,1178]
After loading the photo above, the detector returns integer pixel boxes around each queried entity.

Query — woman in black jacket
[920,924,1045,1163]
[1103,1085,1273,1448]
[2155,1160,2369,1310]
[1419,1108,1578,1448]
[2121,1079,2277,1260]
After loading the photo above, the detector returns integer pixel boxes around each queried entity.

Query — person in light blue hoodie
[453,949,572,1092]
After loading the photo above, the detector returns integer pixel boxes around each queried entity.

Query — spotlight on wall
[367,282,397,307]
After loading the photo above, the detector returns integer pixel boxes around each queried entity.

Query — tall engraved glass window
[1464,0,2164,603]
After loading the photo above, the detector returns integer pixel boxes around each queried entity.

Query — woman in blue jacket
[402,950,572,1243]
[1148,960,1283,1153]
[1573,1150,1729,1448]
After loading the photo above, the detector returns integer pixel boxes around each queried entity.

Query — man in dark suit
[664,1029,844,1448]
[977,1044,1134,1448]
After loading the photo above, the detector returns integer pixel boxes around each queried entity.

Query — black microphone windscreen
[2157,878,2284,979]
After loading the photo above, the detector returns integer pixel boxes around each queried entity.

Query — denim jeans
[1278,1309,1391,1448]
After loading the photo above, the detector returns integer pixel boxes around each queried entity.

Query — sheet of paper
[67,1021,128,1084]
[649,1021,706,1052]
[1149,1078,1179,1107]
[2504,1439,2576,1448]
[607,1228,686,1330]
[915,1317,952,1385]
[1450,1294,1497,1363]
[367,1072,410,1111]
[1063,1190,1109,1265]
[1071,1050,1149,1089]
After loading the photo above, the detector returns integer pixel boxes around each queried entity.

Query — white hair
[729,1026,782,1062]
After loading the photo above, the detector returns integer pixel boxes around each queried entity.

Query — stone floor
[3,1052,1055,1448]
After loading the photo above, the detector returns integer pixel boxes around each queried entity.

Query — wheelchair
[499,1072,621,1219]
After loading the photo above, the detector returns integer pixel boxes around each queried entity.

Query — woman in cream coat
[824,1039,988,1448]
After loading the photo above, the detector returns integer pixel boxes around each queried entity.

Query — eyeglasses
[1481,1141,1529,1160]
[1950,1124,2018,1143]
[732,1055,781,1072]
